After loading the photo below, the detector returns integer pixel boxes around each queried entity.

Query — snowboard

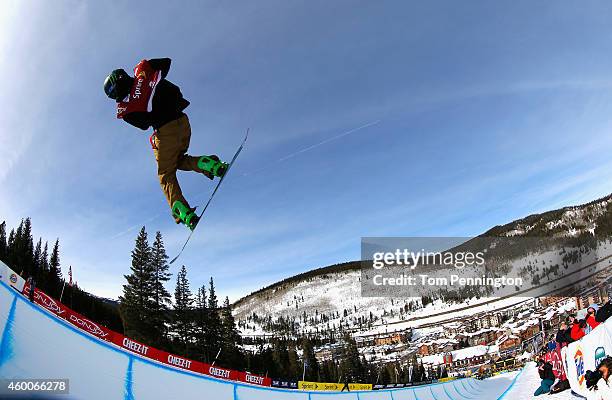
[169,128,249,264]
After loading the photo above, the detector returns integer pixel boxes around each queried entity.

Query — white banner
[0,261,25,292]
[562,316,612,399]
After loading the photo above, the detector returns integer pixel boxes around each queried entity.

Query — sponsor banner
[204,364,239,381]
[67,309,113,341]
[298,381,371,391]
[438,377,456,382]
[298,381,344,391]
[159,349,206,374]
[384,383,405,389]
[413,380,434,386]
[0,262,26,292]
[271,380,298,389]
[563,317,612,398]
[112,333,159,359]
[349,383,373,391]
[238,372,271,387]
[28,288,69,318]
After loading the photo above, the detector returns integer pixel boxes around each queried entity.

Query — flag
[69,266,73,286]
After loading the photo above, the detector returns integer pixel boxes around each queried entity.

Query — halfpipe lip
[0,279,511,397]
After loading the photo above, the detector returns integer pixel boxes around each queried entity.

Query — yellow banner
[437,377,456,383]
[298,381,343,391]
[298,381,372,391]
[348,383,373,391]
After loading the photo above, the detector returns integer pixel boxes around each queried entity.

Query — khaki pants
[152,114,203,211]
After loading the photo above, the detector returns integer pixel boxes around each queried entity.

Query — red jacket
[570,322,585,340]
[543,347,567,381]
[586,314,600,330]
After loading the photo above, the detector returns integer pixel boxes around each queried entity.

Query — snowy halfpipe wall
[0,264,520,399]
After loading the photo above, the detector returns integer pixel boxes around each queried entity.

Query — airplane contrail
[245,119,381,176]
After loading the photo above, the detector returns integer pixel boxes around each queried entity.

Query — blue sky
[2,1,612,301]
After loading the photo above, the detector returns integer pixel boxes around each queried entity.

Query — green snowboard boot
[172,200,200,230]
[198,155,228,179]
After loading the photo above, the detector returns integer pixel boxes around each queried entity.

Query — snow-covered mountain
[233,193,612,338]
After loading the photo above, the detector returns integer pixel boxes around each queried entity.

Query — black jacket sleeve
[148,58,171,79]
[123,112,152,130]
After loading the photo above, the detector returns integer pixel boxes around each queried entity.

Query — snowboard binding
[198,155,228,179]
[172,200,200,231]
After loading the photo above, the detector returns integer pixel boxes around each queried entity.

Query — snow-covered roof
[495,334,520,346]
[461,327,501,337]
[420,345,499,365]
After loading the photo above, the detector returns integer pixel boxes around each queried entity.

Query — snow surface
[501,362,578,400]
[0,279,551,400]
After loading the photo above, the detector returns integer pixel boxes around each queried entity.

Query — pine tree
[38,241,50,292]
[340,334,365,382]
[41,242,49,271]
[271,339,289,378]
[33,239,42,271]
[172,265,194,352]
[150,231,172,346]
[205,277,222,361]
[221,297,240,344]
[7,222,22,271]
[7,230,15,253]
[21,218,34,275]
[300,337,320,381]
[220,296,242,368]
[0,221,7,262]
[31,238,42,287]
[287,345,300,380]
[48,239,63,297]
[194,285,209,361]
[119,227,155,344]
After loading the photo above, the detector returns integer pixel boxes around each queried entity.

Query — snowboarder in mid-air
[103,58,227,230]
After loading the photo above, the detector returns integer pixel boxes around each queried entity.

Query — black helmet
[103,69,131,100]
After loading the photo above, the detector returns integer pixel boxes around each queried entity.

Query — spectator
[595,300,611,324]
[585,304,601,334]
[26,276,36,302]
[555,321,573,345]
[586,357,612,400]
[568,315,586,341]
[534,359,555,396]
[543,341,569,394]
[341,377,350,392]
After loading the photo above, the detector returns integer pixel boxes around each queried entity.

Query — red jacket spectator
[568,316,586,341]
[543,342,567,381]
[586,305,601,331]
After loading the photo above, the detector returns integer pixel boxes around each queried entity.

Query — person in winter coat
[568,315,586,341]
[26,276,35,302]
[587,357,612,400]
[534,359,555,396]
[596,301,612,323]
[544,341,569,394]
[585,304,601,333]
[555,321,573,345]
[103,59,228,230]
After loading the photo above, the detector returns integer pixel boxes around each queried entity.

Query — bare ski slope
[0,279,526,400]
